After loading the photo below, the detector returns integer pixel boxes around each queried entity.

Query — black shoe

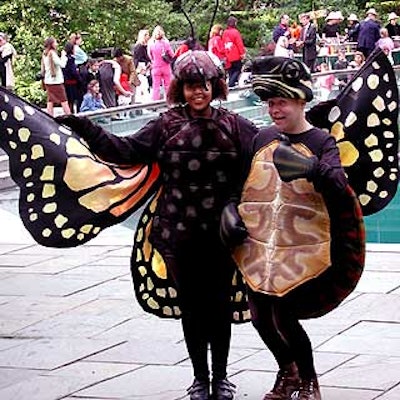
[187,378,211,400]
[211,378,236,400]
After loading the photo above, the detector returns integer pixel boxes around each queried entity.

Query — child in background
[274,35,292,58]
[117,72,133,106]
[315,62,335,100]
[333,48,350,87]
[116,72,134,118]
[349,51,365,69]
[376,28,395,65]
[135,62,151,103]
[79,80,106,112]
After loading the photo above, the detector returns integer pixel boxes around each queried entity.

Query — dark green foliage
[0,0,377,104]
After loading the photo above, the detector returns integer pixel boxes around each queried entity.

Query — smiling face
[183,80,213,117]
[267,97,308,133]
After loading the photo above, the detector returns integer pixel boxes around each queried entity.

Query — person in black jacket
[62,42,82,113]
[0,52,12,87]
[357,8,381,58]
[345,13,360,43]
[297,13,317,72]
[132,29,152,87]
[79,58,101,95]
[385,12,400,38]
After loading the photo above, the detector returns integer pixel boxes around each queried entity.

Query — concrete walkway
[0,204,400,399]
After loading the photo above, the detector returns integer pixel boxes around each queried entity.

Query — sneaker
[290,378,321,400]
[263,363,300,400]
[187,378,211,400]
[211,377,236,399]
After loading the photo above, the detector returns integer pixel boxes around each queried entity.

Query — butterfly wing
[130,188,251,323]
[307,48,399,216]
[0,87,161,247]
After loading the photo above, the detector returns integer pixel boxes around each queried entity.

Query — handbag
[161,42,174,64]
[162,50,174,64]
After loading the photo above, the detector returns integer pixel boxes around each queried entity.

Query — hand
[220,202,248,248]
[273,135,318,182]
[55,115,99,140]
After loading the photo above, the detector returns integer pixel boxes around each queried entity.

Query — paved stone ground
[0,204,400,400]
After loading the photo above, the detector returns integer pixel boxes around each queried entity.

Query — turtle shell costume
[233,49,398,318]
[0,48,398,322]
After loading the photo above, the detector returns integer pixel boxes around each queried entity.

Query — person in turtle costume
[220,50,398,400]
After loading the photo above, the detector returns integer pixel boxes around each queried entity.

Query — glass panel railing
[81,65,400,135]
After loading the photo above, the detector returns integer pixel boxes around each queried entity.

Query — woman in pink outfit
[148,25,174,100]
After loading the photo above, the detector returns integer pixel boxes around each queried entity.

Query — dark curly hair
[167,77,228,105]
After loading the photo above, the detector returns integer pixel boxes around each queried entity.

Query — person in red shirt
[222,16,246,88]
[174,36,203,60]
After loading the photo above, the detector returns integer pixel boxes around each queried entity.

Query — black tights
[247,288,316,380]
[167,233,235,381]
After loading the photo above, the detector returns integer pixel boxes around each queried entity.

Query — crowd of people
[271,8,399,74]
[0,8,398,116]
[33,16,246,116]
[0,15,247,116]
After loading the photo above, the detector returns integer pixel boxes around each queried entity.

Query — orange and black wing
[0,87,250,323]
[0,87,161,247]
[131,188,251,323]
[307,48,399,216]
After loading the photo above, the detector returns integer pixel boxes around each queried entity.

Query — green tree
[0,0,383,105]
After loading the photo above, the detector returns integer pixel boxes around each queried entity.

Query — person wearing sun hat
[56,49,259,400]
[385,12,400,38]
[220,55,366,400]
[322,10,344,43]
[346,13,360,42]
[357,8,381,57]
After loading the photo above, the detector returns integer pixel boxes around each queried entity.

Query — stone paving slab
[317,321,400,357]
[319,354,400,390]
[0,368,41,390]
[0,337,125,369]
[0,208,400,399]
[76,364,192,400]
[377,384,400,400]
[0,375,84,400]
[355,270,400,293]
[0,273,109,296]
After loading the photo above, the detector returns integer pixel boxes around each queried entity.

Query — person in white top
[135,62,151,103]
[376,27,395,65]
[41,36,71,116]
[274,35,292,57]
[0,32,17,91]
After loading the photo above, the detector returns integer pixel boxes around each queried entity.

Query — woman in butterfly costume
[9,50,255,400]
[0,48,397,400]
[220,51,399,400]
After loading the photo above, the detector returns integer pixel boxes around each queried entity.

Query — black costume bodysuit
[80,105,258,380]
